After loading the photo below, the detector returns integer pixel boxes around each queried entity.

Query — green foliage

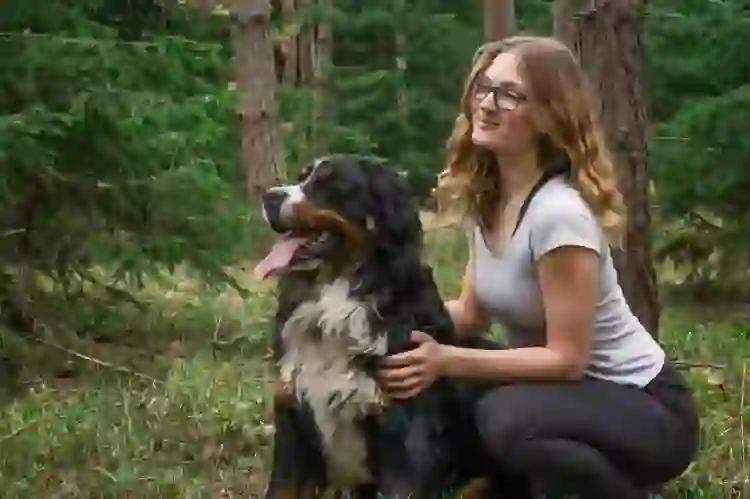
[284,1,490,196]
[650,85,750,296]
[640,0,750,295]
[0,3,252,299]
[0,0,743,319]
[645,0,750,123]
[652,85,750,222]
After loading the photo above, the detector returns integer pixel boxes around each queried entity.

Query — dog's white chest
[279,278,388,485]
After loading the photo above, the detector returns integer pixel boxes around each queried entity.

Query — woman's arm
[445,233,491,340]
[437,245,598,382]
[379,222,601,398]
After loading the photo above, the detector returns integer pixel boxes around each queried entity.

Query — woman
[379,36,699,499]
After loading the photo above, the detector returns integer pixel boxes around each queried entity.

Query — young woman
[378,36,699,499]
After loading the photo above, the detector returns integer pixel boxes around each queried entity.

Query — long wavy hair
[432,36,626,246]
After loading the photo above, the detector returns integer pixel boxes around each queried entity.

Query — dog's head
[253,154,422,281]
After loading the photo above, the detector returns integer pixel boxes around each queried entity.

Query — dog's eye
[298,164,313,182]
[313,163,333,181]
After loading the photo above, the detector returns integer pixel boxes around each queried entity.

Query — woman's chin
[471,130,500,149]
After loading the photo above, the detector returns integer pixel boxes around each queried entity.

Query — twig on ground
[672,360,726,370]
[212,314,224,343]
[93,466,118,483]
[0,418,39,445]
[27,334,164,385]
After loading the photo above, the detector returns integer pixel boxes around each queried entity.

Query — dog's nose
[261,188,291,232]
[262,188,287,213]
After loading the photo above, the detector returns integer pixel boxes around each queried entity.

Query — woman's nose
[477,92,497,112]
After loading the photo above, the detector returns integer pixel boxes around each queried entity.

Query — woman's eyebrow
[495,80,524,91]
[479,73,524,91]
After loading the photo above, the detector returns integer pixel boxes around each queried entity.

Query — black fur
[260,155,463,499]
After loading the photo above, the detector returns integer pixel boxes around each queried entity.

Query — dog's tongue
[253,234,307,280]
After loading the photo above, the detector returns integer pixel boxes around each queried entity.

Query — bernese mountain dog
[253,154,463,499]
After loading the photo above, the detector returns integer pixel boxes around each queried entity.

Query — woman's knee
[474,385,543,459]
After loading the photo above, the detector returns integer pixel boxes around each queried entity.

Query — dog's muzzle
[262,185,305,233]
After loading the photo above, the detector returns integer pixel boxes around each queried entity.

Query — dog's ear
[352,160,424,303]
[365,162,422,251]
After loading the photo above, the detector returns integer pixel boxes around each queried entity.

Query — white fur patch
[265,184,305,225]
[279,278,387,486]
[313,155,332,168]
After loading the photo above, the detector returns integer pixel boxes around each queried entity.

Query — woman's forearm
[440,298,583,382]
[437,344,585,383]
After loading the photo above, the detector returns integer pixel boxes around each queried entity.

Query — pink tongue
[253,235,307,280]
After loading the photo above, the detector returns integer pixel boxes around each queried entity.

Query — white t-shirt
[470,176,665,387]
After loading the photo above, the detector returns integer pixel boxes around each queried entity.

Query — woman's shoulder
[526,176,605,259]
[531,176,597,222]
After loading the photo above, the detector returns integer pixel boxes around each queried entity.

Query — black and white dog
[254,154,463,499]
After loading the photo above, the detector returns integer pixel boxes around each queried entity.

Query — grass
[0,226,747,498]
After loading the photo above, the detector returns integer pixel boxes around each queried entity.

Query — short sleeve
[529,200,603,262]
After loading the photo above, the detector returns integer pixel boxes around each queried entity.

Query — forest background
[0,0,748,497]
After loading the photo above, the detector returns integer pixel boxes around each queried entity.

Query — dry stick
[0,418,39,445]
[28,325,275,386]
[211,314,224,343]
[28,334,164,385]
[672,360,726,370]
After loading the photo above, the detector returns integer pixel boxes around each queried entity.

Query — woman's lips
[476,118,501,130]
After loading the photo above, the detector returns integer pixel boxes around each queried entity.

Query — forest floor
[0,224,746,498]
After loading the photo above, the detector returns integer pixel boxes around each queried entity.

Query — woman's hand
[378,330,445,400]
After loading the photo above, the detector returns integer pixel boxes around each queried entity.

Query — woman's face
[470,52,537,156]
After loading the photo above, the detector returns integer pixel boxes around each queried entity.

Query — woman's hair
[432,36,626,246]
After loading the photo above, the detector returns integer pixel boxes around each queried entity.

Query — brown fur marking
[457,477,492,499]
[291,200,368,256]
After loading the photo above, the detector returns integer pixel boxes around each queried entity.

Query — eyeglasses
[472,82,527,111]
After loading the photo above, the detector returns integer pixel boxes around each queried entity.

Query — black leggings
[448,337,700,499]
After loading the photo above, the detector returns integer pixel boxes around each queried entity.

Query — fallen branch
[0,418,39,445]
[672,360,726,370]
[27,334,164,385]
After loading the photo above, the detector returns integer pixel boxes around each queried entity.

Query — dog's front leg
[373,404,457,499]
[265,381,327,499]
[368,407,421,499]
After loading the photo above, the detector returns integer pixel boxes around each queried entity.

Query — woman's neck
[496,149,544,200]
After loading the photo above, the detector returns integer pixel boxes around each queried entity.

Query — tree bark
[309,0,332,157]
[552,0,593,48]
[484,0,515,42]
[280,0,298,85]
[232,0,285,194]
[557,0,660,336]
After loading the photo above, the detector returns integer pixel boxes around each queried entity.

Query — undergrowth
[0,227,745,498]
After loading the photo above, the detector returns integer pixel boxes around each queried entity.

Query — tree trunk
[280,0,298,85]
[310,0,332,157]
[552,0,593,47]
[484,0,515,41]
[276,0,331,162]
[232,0,286,194]
[296,0,316,86]
[556,0,660,336]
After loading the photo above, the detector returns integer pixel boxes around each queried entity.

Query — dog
[253,154,464,499]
